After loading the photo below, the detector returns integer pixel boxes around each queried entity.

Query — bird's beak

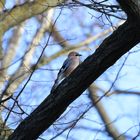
[76,53,82,56]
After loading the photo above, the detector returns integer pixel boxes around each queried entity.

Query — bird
[52,51,81,91]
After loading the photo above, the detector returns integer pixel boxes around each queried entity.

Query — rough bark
[8,0,140,139]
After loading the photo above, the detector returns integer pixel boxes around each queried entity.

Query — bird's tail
[51,79,59,92]
[51,73,64,92]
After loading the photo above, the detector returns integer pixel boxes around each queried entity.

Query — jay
[52,51,81,91]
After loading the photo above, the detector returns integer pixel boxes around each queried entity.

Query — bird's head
[68,51,82,57]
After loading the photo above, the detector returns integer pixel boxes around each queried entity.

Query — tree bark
[8,0,140,139]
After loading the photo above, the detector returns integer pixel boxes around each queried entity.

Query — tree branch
[117,0,140,21]
[0,0,65,34]
[88,84,125,140]
[8,19,140,140]
[8,0,140,139]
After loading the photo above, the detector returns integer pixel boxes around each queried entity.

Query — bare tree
[0,0,139,140]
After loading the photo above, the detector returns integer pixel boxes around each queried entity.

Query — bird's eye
[76,53,81,56]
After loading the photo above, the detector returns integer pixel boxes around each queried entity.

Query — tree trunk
[8,0,140,139]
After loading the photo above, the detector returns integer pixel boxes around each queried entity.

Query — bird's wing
[58,58,71,76]
[52,58,71,91]
[52,53,81,92]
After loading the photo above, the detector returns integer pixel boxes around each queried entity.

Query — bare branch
[8,19,140,140]
[0,0,65,34]
[88,84,125,140]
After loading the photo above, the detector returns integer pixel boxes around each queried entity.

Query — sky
[2,0,140,140]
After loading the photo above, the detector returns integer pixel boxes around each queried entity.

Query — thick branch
[0,0,65,34]
[117,0,140,21]
[8,19,140,140]
[7,0,140,139]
